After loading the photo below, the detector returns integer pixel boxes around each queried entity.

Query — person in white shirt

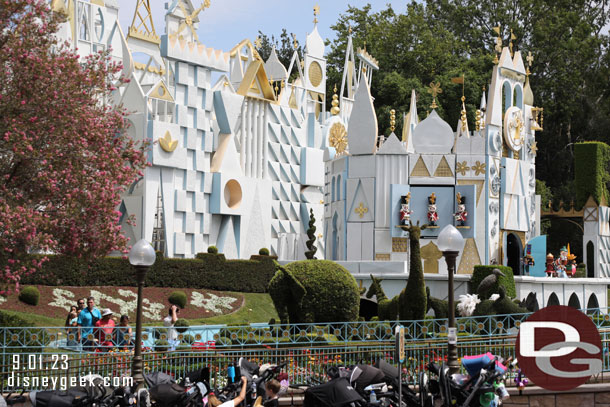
[207,376,247,407]
[163,305,180,349]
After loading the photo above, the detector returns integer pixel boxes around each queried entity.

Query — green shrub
[182,334,195,344]
[0,311,29,327]
[574,142,610,208]
[575,264,587,278]
[259,248,270,256]
[18,286,40,306]
[269,260,360,324]
[473,300,495,317]
[19,253,276,292]
[174,319,189,334]
[471,265,515,300]
[207,246,218,254]
[168,291,187,308]
[154,339,170,351]
[215,337,232,347]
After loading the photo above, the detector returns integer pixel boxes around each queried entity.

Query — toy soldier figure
[454,193,468,226]
[399,193,412,226]
[545,253,555,277]
[427,193,438,226]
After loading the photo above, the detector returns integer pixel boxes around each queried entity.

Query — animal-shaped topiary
[426,287,457,319]
[268,260,360,324]
[473,286,528,317]
[398,222,427,321]
[365,274,399,320]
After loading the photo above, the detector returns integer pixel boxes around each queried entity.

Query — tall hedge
[19,253,276,292]
[470,265,515,300]
[574,142,610,208]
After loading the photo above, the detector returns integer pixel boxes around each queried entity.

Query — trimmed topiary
[471,265,515,300]
[18,286,40,306]
[268,260,359,324]
[398,222,427,321]
[207,245,218,254]
[154,339,170,351]
[174,318,189,334]
[168,291,187,308]
[574,142,610,208]
[182,334,195,344]
[215,337,232,347]
[259,248,270,256]
[305,209,317,259]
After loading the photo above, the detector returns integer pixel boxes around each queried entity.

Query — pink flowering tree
[0,0,148,293]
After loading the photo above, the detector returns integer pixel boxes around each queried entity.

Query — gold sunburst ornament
[159,131,178,152]
[329,122,347,154]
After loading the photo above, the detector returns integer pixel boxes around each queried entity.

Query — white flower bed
[190,292,237,313]
[47,288,238,319]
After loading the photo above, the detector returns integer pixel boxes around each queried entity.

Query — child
[208,377,247,407]
[263,379,281,407]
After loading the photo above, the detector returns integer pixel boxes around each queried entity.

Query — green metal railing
[2,308,610,391]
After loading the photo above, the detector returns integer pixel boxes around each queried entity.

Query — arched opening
[331,177,336,202]
[502,81,512,114]
[587,294,599,313]
[332,213,338,260]
[522,292,539,312]
[587,241,595,277]
[513,84,523,110]
[568,293,581,310]
[336,175,342,201]
[506,233,523,275]
[547,292,560,307]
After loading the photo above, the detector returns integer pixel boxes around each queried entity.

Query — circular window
[224,179,242,209]
[308,61,323,87]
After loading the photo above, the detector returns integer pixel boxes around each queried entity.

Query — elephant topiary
[268,260,360,324]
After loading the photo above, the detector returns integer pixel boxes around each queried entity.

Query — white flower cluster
[457,293,481,317]
[190,292,237,313]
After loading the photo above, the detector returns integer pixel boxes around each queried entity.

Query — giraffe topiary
[365,274,399,320]
[398,221,427,320]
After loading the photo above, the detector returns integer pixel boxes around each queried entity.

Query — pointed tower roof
[512,51,527,75]
[265,47,288,82]
[498,47,514,70]
[128,0,160,44]
[340,31,358,100]
[480,89,487,111]
[403,89,418,153]
[347,79,378,155]
[377,133,407,155]
[306,5,325,58]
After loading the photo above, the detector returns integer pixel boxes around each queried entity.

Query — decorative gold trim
[230,39,263,61]
[354,202,368,218]
[159,131,178,152]
[236,60,277,102]
[329,122,347,155]
[134,62,166,76]
[421,241,442,274]
[149,81,174,102]
[128,0,161,45]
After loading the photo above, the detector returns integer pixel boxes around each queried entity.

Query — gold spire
[129,0,160,44]
[390,109,396,133]
[313,4,320,24]
[509,29,517,58]
[460,96,467,132]
[292,33,298,50]
[331,84,340,115]
[254,36,262,49]
[428,82,442,109]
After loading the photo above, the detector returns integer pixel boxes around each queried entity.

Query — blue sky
[118,1,404,54]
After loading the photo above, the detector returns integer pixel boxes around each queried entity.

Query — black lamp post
[437,225,464,375]
[128,239,156,389]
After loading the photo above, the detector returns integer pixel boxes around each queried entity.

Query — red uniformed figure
[399,192,412,226]
[545,253,555,277]
[454,193,468,226]
[427,193,438,226]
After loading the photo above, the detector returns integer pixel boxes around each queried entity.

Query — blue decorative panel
[390,184,410,237]
[409,186,455,238]
[455,184,476,238]
[527,235,547,277]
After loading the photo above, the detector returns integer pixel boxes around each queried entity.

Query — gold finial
[428,82,442,109]
[390,109,396,133]
[460,97,467,132]
[475,109,481,131]
[313,4,320,24]
[493,25,502,64]
[292,33,298,50]
[509,28,517,57]
[331,84,340,115]
[526,51,534,76]
[254,36,262,49]
[348,25,352,35]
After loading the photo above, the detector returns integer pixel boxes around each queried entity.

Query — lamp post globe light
[128,239,156,388]
[437,225,465,375]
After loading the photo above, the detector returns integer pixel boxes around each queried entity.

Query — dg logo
[516,305,603,391]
